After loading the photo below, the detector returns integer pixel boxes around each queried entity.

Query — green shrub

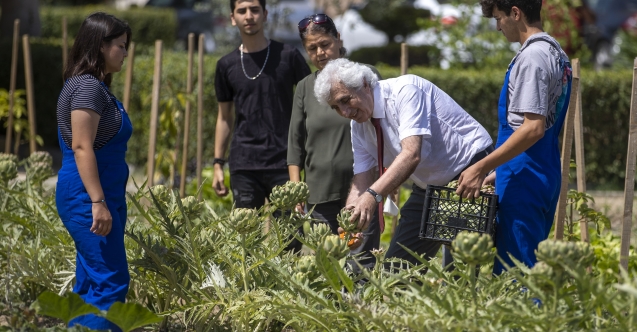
[376,65,634,190]
[349,44,441,68]
[40,6,177,47]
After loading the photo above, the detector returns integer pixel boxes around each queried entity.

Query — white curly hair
[314,58,378,106]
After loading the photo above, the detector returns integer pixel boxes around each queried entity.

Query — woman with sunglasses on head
[55,12,132,331]
[287,14,382,270]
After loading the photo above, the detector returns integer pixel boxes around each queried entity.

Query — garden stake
[620,57,637,271]
[180,33,195,198]
[196,34,204,201]
[147,40,163,187]
[23,34,37,154]
[62,16,68,77]
[572,59,589,244]
[5,19,19,154]
[554,64,579,240]
[123,42,135,112]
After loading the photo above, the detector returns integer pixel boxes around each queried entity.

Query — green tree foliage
[358,0,432,43]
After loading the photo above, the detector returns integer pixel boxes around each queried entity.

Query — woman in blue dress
[55,12,132,331]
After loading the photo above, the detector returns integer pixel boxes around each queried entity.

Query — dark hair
[479,0,542,24]
[230,0,266,13]
[64,12,131,87]
[299,15,346,57]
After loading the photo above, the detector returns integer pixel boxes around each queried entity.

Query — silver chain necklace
[240,40,270,80]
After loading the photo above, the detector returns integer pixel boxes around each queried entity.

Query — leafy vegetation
[1,151,636,330]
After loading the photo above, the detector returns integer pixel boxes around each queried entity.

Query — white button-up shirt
[351,75,493,188]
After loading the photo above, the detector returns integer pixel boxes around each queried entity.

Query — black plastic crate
[419,185,498,244]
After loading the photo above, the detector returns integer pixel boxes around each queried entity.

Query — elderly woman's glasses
[298,14,333,32]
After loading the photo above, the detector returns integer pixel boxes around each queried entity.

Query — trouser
[57,181,130,331]
[311,198,381,271]
[229,169,304,252]
[385,146,493,271]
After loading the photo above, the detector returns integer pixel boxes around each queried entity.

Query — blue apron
[493,42,571,275]
[56,81,132,331]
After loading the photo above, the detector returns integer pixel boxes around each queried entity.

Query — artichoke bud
[27,161,52,183]
[181,196,203,220]
[230,208,260,234]
[0,160,18,182]
[294,255,316,275]
[150,185,171,207]
[0,153,19,164]
[530,261,560,291]
[337,208,359,233]
[321,234,349,259]
[28,151,53,167]
[536,240,595,269]
[270,181,309,209]
[305,222,332,246]
[451,231,494,265]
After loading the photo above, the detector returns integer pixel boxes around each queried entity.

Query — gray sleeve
[508,48,551,117]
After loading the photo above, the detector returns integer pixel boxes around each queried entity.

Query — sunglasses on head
[298,14,333,32]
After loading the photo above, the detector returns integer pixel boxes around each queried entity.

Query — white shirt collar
[372,82,385,119]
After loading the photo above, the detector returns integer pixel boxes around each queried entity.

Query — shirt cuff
[399,128,430,141]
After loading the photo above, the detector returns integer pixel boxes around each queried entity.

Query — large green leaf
[30,291,100,324]
[104,302,163,332]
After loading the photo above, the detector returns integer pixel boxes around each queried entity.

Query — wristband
[213,158,226,166]
[92,199,106,204]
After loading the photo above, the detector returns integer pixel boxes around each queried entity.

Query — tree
[0,0,41,39]
[358,0,431,43]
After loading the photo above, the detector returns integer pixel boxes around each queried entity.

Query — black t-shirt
[215,40,311,171]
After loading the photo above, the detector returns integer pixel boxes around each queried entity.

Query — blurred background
[0,0,637,196]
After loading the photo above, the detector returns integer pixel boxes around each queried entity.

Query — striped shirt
[57,74,122,150]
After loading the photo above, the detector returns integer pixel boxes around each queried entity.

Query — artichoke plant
[230,208,260,234]
[180,196,204,221]
[26,161,52,185]
[150,185,171,210]
[337,208,360,233]
[451,231,494,266]
[0,153,19,164]
[269,181,309,210]
[293,255,320,281]
[28,151,53,167]
[304,222,332,248]
[536,240,595,270]
[320,234,349,260]
[0,160,18,183]
[529,261,562,292]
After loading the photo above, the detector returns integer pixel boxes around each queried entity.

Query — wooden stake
[400,43,408,76]
[5,19,19,154]
[147,40,163,188]
[553,71,580,240]
[571,60,589,243]
[23,35,37,154]
[196,34,204,201]
[180,33,195,198]
[62,16,68,75]
[620,58,637,271]
[123,42,136,112]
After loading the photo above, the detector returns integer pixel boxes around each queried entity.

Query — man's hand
[212,164,228,196]
[456,163,486,199]
[91,202,113,236]
[345,191,377,231]
[483,171,496,186]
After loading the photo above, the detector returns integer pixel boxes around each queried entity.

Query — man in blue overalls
[456,0,572,274]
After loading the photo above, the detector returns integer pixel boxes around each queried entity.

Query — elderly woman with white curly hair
[315,58,494,269]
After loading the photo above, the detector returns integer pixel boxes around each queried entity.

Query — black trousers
[229,169,290,209]
[384,146,494,271]
[311,198,381,271]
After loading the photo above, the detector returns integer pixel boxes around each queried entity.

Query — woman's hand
[90,202,113,236]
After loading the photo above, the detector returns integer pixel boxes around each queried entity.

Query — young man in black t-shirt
[213,0,311,210]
